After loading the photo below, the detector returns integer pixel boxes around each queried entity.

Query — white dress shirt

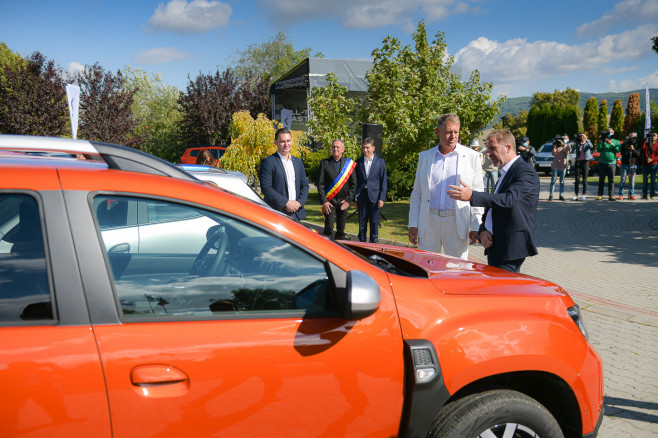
[430,147,459,211]
[278,152,296,201]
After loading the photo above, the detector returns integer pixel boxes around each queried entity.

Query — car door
[88,194,404,437]
[0,189,110,437]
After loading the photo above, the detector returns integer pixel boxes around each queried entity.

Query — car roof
[0,135,199,182]
[180,164,268,208]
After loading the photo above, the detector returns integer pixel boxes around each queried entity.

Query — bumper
[583,404,604,438]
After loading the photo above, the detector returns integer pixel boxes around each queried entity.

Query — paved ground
[466,176,658,437]
[322,174,657,437]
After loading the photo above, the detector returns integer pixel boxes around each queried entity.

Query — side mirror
[345,270,381,319]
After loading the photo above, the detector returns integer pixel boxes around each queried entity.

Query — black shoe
[548,196,553,201]
[559,196,566,201]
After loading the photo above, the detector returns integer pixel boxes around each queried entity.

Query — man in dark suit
[259,128,309,220]
[317,139,356,240]
[447,129,540,272]
[354,137,387,243]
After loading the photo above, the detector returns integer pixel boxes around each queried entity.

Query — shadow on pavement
[603,395,658,423]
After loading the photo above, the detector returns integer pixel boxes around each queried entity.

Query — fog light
[416,368,436,383]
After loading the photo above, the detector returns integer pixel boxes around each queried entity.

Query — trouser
[357,194,381,243]
[574,160,589,195]
[418,211,469,260]
[549,168,566,196]
[323,199,348,239]
[642,164,657,197]
[618,164,637,196]
[484,171,498,193]
[487,251,525,273]
[597,163,616,196]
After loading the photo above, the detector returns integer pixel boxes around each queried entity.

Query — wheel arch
[447,371,582,438]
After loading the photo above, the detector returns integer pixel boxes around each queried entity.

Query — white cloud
[66,61,85,77]
[577,0,658,37]
[454,23,658,86]
[146,0,232,34]
[607,70,658,92]
[135,47,193,64]
[257,0,480,29]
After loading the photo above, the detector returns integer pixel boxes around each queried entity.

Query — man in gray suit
[408,113,484,260]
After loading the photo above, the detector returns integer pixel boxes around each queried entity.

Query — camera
[577,134,585,142]
[600,131,612,141]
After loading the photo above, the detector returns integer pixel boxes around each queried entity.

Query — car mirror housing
[345,270,381,319]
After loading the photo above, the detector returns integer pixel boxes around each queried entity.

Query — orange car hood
[343,242,567,298]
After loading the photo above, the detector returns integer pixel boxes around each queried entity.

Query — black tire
[428,390,563,438]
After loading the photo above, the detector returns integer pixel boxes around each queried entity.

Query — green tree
[525,105,541,145]
[0,42,26,84]
[652,35,658,55]
[365,21,503,198]
[531,88,580,107]
[563,105,581,137]
[123,67,184,161]
[222,111,309,186]
[597,100,608,133]
[634,101,658,138]
[0,51,68,136]
[583,97,599,139]
[623,93,641,137]
[609,99,624,139]
[493,109,528,138]
[231,30,322,83]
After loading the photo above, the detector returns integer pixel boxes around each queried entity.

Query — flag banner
[325,158,356,202]
[281,108,292,129]
[66,84,80,140]
[644,84,651,139]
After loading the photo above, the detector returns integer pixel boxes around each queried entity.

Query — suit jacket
[317,156,357,205]
[259,152,309,220]
[409,144,484,240]
[471,157,540,261]
[355,155,387,205]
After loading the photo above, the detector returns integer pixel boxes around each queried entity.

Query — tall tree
[75,63,140,147]
[0,51,68,136]
[230,30,322,83]
[597,99,608,133]
[123,66,184,162]
[652,35,658,55]
[583,97,599,139]
[525,105,541,145]
[177,68,270,147]
[531,88,580,108]
[623,93,641,137]
[634,101,658,138]
[609,99,624,139]
[563,105,582,137]
[365,21,503,198]
[493,109,528,138]
[0,41,26,84]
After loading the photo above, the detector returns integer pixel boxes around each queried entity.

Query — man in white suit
[408,113,484,260]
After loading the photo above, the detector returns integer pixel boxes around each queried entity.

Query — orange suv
[0,135,603,438]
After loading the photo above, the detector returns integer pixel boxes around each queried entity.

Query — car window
[189,149,200,157]
[93,195,332,319]
[537,143,552,153]
[0,194,52,322]
[211,148,226,160]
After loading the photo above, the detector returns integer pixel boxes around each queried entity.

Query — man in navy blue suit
[259,128,309,221]
[447,129,540,272]
[354,137,387,243]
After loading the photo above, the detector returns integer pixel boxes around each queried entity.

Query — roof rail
[0,135,199,183]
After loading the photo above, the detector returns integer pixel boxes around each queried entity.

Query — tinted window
[94,195,331,319]
[0,194,52,322]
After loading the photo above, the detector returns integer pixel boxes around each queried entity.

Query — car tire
[428,390,563,438]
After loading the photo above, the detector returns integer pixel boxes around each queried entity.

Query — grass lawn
[304,192,410,243]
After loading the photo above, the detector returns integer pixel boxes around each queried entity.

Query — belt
[429,208,455,217]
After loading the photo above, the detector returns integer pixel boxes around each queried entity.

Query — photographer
[640,132,658,199]
[617,132,640,200]
[548,136,570,201]
[517,136,536,168]
[571,133,594,201]
[595,128,621,201]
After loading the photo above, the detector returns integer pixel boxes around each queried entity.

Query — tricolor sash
[326,158,356,201]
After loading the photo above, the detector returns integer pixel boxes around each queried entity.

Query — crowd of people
[189,117,657,274]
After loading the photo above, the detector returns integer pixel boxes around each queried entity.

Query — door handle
[130,364,189,398]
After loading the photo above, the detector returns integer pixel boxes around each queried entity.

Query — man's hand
[408,227,418,245]
[322,201,332,215]
[377,200,384,208]
[340,200,350,211]
[479,230,493,249]
[468,231,478,245]
[286,200,301,213]
[447,180,473,202]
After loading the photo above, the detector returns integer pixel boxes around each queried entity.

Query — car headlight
[567,304,589,340]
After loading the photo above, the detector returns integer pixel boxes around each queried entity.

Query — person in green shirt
[595,128,621,200]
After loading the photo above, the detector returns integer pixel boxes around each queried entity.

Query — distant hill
[497,88,658,120]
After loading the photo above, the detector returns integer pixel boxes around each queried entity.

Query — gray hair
[437,113,460,129]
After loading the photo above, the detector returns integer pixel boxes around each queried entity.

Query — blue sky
[2,0,657,98]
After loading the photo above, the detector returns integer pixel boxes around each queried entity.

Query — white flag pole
[66,84,80,140]
[644,84,651,139]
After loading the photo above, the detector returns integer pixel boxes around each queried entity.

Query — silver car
[179,164,269,208]
[534,141,576,176]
